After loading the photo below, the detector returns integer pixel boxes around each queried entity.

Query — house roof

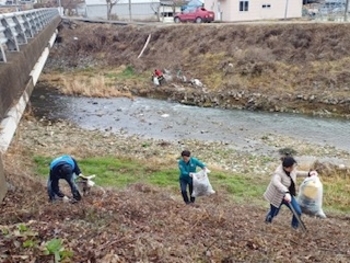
[160,0,187,6]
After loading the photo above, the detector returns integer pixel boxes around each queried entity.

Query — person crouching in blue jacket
[178,150,206,205]
[48,155,83,202]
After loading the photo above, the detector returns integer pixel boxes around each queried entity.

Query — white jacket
[264,164,308,207]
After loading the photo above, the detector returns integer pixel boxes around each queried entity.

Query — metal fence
[303,1,350,22]
[0,8,59,63]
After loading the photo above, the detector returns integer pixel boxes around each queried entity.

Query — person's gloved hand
[202,167,211,173]
[284,193,292,203]
[308,170,318,177]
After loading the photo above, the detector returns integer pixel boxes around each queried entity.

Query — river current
[30,87,350,156]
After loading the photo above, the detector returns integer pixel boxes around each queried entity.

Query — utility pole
[58,0,62,16]
[345,0,349,22]
[284,0,289,20]
[128,0,132,21]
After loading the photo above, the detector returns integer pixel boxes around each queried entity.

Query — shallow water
[30,87,350,154]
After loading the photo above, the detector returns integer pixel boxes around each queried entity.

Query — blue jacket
[49,155,81,175]
[178,157,205,182]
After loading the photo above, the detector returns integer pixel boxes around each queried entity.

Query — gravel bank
[8,115,350,175]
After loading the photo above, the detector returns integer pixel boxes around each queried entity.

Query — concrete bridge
[0,8,61,202]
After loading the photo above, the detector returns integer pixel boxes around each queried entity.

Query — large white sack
[153,76,160,86]
[297,176,326,218]
[191,169,215,197]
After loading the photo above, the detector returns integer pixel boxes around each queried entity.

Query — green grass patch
[34,156,154,187]
[211,171,268,201]
[33,155,350,213]
[322,178,350,212]
[33,155,267,197]
[103,66,148,81]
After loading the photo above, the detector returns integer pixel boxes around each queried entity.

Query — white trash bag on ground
[191,169,215,197]
[153,76,160,86]
[297,175,326,218]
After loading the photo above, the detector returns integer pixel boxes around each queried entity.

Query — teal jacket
[178,157,205,183]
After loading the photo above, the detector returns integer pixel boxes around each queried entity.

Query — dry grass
[41,72,134,99]
[49,22,350,94]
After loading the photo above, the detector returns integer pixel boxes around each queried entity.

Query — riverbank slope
[1,116,350,262]
[42,21,350,117]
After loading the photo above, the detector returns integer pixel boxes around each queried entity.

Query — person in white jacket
[263,156,317,229]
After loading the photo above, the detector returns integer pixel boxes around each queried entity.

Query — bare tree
[150,0,160,21]
[106,0,119,20]
[61,0,83,16]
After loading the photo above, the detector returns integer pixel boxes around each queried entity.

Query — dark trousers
[265,196,302,229]
[47,169,81,201]
[158,76,165,85]
[180,179,195,204]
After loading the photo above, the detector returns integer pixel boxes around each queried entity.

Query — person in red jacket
[152,69,165,85]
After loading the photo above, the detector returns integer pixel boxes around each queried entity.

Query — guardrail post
[33,11,44,31]
[26,12,38,36]
[0,17,19,52]
[20,13,34,39]
[0,45,6,62]
[0,153,7,203]
[13,16,27,45]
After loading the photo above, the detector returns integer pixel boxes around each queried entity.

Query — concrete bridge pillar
[0,154,7,202]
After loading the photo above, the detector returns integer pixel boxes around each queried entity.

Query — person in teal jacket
[178,150,206,204]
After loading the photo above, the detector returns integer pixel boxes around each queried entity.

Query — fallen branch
[137,34,151,59]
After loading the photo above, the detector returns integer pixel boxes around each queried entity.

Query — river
[30,86,350,156]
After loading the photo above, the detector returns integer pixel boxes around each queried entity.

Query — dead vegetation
[2,163,350,262]
[53,74,133,98]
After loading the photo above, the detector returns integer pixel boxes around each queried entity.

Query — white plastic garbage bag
[77,174,96,195]
[297,176,326,218]
[191,169,215,197]
[153,76,160,86]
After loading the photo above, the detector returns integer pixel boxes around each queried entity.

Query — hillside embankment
[43,21,350,118]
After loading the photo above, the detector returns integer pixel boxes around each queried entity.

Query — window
[262,4,271,8]
[161,12,174,17]
[239,1,249,12]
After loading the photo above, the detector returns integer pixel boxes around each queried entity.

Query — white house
[204,0,303,22]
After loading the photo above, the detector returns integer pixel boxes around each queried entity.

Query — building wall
[85,2,159,20]
[205,0,302,22]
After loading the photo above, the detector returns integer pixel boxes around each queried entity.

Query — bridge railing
[0,8,59,63]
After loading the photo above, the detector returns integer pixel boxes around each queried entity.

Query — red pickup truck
[174,7,215,23]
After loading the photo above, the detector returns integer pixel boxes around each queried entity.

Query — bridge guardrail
[0,8,59,63]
